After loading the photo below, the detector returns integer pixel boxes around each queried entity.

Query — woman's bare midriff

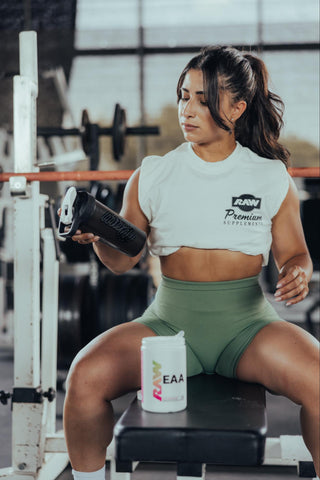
[160,247,263,282]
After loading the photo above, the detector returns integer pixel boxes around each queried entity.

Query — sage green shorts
[133,275,283,379]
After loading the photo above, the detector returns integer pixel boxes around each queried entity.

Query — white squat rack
[0,31,68,480]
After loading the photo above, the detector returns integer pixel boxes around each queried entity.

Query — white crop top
[138,142,290,266]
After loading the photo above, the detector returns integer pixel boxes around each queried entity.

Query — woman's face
[178,69,234,145]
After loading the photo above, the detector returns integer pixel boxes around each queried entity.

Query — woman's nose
[182,99,196,117]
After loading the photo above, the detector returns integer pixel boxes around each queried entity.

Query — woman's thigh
[66,322,156,400]
[235,321,320,406]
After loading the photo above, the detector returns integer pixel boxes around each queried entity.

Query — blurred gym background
[0,1,319,478]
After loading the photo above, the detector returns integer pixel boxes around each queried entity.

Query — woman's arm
[271,176,313,306]
[72,168,150,274]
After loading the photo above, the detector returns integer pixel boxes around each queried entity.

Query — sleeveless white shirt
[138,142,289,266]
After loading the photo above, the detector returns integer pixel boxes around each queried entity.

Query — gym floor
[0,279,318,480]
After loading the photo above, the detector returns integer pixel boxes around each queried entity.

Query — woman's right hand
[71,230,100,245]
[57,207,100,244]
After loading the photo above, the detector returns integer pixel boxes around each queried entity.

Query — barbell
[35,103,159,161]
[0,167,319,184]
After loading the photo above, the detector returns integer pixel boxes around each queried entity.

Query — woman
[64,46,320,480]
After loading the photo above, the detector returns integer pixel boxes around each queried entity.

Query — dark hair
[177,46,290,166]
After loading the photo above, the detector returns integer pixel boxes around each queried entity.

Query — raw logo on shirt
[224,194,263,226]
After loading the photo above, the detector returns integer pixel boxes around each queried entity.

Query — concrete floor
[0,282,319,480]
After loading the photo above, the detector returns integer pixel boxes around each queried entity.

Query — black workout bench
[112,374,316,479]
[112,374,267,479]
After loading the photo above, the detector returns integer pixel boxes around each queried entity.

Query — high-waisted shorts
[133,275,283,379]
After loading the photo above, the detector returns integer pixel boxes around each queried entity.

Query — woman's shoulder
[140,142,187,177]
[240,144,288,177]
[238,144,290,215]
[138,143,187,220]
[141,142,187,165]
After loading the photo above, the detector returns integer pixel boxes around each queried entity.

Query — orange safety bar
[0,167,319,183]
[288,167,320,178]
[0,170,134,183]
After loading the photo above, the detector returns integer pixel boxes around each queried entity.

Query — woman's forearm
[279,252,313,282]
[92,241,142,274]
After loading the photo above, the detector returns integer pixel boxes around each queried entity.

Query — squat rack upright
[0,31,68,480]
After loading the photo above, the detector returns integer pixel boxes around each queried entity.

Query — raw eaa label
[141,333,187,413]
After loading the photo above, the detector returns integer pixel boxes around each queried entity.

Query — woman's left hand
[274,265,309,306]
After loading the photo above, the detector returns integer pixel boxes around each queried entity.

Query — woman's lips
[181,123,199,132]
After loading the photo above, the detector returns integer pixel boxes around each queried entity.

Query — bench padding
[114,374,267,467]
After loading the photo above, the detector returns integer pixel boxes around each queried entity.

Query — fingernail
[275,297,282,302]
[274,291,281,297]
[276,282,283,288]
[286,302,292,307]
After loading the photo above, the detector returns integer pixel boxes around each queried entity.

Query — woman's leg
[235,321,320,475]
[63,322,156,472]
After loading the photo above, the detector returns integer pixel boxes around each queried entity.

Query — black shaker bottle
[58,187,146,257]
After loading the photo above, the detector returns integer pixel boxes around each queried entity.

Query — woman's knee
[236,322,320,402]
[65,351,112,401]
[64,334,121,400]
[299,356,320,411]
[65,323,149,401]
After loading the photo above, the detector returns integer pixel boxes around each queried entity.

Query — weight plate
[81,109,91,155]
[112,104,126,161]
[58,274,90,368]
[97,270,155,334]
[90,182,114,208]
[58,269,155,368]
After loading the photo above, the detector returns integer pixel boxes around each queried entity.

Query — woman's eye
[180,97,207,106]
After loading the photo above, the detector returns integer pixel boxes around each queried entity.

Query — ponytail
[237,53,290,166]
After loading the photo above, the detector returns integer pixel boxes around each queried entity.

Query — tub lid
[142,331,185,346]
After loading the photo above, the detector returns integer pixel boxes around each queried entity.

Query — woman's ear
[233,100,247,121]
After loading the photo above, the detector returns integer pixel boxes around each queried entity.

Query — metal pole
[137,0,146,162]
[41,228,59,436]
[11,31,44,477]
[23,0,32,31]
[257,0,263,54]
[0,167,319,184]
